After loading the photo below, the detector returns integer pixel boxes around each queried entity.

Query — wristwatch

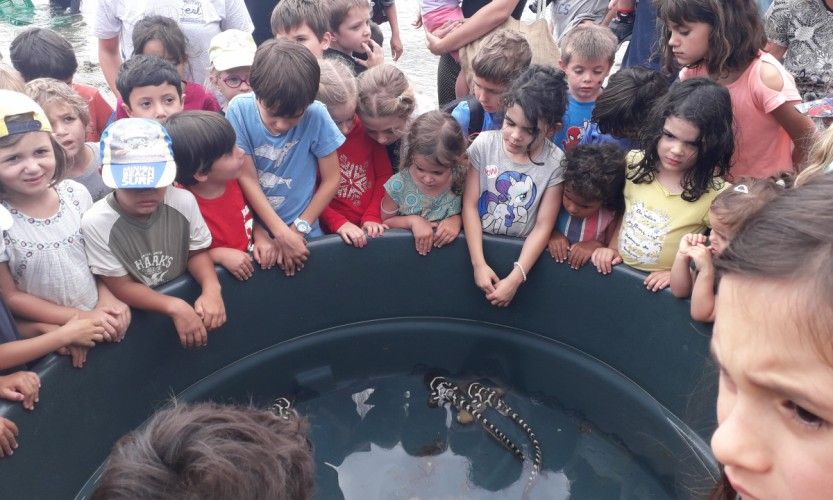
[293,218,312,235]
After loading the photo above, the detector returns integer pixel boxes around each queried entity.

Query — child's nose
[711,400,773,475]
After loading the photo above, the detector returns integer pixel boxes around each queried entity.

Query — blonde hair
[24,77,90,127]
[316,58,357,109]
[402,110,468,194]
[796,126,833,186]
[357,64,416,120]
[559,23,618,66]
[0,62,25,92]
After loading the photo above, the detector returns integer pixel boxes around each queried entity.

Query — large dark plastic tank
[0,233,719,498]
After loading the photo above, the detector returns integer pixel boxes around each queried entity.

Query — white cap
[209,30,257,72]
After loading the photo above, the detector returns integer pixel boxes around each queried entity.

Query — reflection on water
[0,0,443,110]
[296,373,673,499]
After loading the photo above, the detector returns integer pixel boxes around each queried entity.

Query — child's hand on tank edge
[569,240,602,269]
[95,293,131,341]
[77,309,118,341]
[253,237,279,270]
[277,228,309,276]
[644,270,672,292]
[215,247,255,281]
[0,372,40,410]
[170,300,208,348]
[411,217,435,255]
[434,215,462,247]
[486,274,522,307]
[0,417,18,457]
[67,345,90,369]
[473,263,499,295]
[548,232,570,262]
[591,247,621,274]
[362,220,388,238]
[195,288,226,332]
[337,222,368,248]
[63,316,106,348]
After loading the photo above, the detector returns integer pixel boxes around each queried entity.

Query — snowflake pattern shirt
[319,117,393,233]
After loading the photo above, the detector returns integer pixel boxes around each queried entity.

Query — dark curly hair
[631,78,733,201]
[593,67,670,139]
[656,0,767,78]
[562,144,626,213]
[503,64,568,163]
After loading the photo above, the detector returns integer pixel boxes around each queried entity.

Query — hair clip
[733,184,749,194]
[776,179,786,187]
[825,161,833,174]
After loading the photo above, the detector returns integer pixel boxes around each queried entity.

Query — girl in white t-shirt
[462,65,568,307]
[0,91,130,368]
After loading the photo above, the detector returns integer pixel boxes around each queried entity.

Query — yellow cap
[0,89,52,139]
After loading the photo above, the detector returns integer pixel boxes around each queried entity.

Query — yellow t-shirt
[619,159,726,272]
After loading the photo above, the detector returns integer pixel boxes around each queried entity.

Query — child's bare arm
[462,167,498,293]
[0,264,118,338]
[237,154,308,275]
[688,245,717,322]
[300,152,340,227]
[591,217,622,275]
[760,62,817,167]
[382,194,436,255]
[670,234,706,298]
[101,275,207,348]
[209,247,254,281]
[95,279,131,341]
[188,250,226,331]
[0,318,105,370]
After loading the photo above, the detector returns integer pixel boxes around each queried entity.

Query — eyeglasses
[222,75,250,88]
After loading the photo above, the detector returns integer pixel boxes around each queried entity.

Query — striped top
[556,207,616,245]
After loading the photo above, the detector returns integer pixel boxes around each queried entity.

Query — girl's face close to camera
[666,20,711,67]
[43,102,86,160]
[0,131,56,199]
[215,66,252,103]
[657,115,699,174]
[711,275,833,500]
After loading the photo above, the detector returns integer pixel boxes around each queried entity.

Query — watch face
[295,219,311,234]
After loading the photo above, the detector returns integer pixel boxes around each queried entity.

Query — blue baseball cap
[100,118,177,189]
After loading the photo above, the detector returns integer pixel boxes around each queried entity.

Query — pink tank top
[681,51,801,180]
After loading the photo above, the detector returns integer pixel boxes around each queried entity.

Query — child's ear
[558,59,567,71]
[321,32,333,51]
[178,94,186,112]
[193,171,209,183]
[121,102,133,117]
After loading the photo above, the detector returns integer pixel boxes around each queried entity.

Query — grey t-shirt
[81,186,212,287]
[550,0,609,42]
[74,143,112,202]
[468,131,565,238]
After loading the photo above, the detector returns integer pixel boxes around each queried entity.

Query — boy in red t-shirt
[167,111,257,281]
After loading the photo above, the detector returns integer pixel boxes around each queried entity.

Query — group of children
[0,0,831,497]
